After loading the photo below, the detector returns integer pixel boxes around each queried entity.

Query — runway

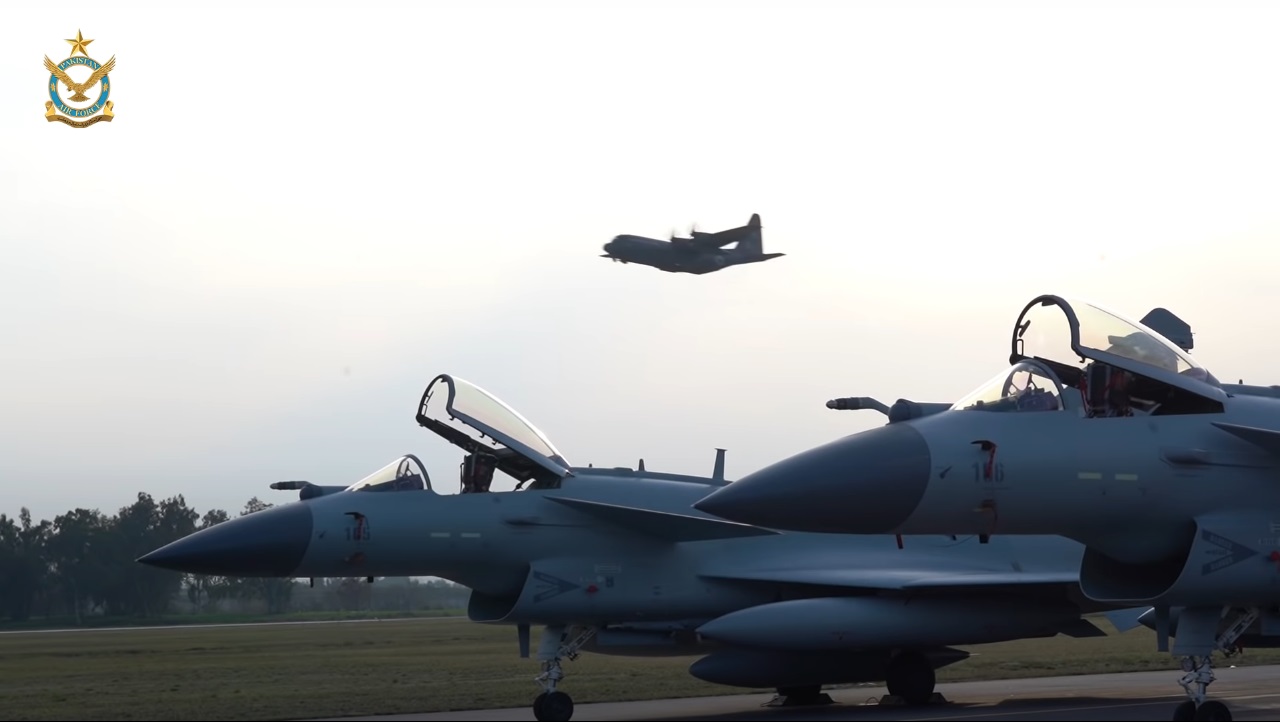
[314,663,1280,721]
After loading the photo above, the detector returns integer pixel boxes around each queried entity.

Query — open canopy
[951,295,1229,417]
[1009,294,1225,400]
[415,373,572,487]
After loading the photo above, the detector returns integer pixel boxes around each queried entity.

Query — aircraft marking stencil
[593,563,620,589]
[532,571,580,603]
[344,512,370,541]
[1200,531,1258,575]
[973,462,1006,483]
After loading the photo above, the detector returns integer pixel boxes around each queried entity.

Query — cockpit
[997,295,1227,417]
[951,360,1065,413]
[333,375,574,498]
[415,374,573,493]
[345,454,433,493]
[1010,296,1219,382]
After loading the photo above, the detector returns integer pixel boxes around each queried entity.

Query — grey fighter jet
[140,372,1134,722]
[696,296,1280,722]
[600,213,784,274]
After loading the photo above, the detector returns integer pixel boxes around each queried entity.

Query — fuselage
[871,393,1280,563]
[602,235,727,273]
[601,235,781,274]
[695,370,1280,608]
[140,469,1102,628]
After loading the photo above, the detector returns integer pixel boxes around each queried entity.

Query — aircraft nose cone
[137,502,313,576]
[694,423,931,534]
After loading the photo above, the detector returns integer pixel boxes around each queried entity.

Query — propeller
[671,222,700,241]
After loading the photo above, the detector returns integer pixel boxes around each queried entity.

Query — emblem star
[66,30,93,57]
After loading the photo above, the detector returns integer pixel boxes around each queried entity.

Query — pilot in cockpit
[1106,332,1178,373]
[1015,386,1059,411]
[1105,331,1213,383]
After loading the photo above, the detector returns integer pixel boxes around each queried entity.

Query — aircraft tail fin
[712,448,726,482]
[547,496,778,543]
[735,213,764,255]
[1140,308,1193,352]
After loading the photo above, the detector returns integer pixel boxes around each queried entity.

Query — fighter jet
[600,213,784,274]
[695,296,1280,722]
[139,372,1136,722]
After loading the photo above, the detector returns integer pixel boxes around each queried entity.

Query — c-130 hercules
[140,373,1148,721]
[697,296,1280,722]
[600,213,784,274]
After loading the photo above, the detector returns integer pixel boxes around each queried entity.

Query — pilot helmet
[1105,332,1178,372]
[1182,366,1209,381]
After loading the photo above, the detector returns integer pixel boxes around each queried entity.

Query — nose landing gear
[1170,606,1258,722]
[531,625,597,722]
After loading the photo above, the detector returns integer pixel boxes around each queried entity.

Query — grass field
[2,615,1278,721]
[0,609,465,632]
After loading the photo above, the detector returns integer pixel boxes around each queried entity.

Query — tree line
[0,492,469,624]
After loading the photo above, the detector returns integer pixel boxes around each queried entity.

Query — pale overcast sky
[3,0,1280,522]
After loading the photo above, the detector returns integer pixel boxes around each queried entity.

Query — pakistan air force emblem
[43,29,116,128]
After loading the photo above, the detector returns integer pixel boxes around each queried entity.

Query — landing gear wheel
[1194,700,1231,722]
[1173,700,1197,721]
[536,691,573,722]
[886,651,936,705]
[769,684,833,706]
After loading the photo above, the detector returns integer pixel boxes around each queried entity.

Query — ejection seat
[1081,361,1135,417]
[460,452,497,493]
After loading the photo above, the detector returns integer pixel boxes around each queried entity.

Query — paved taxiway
[314,664,1280,721]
